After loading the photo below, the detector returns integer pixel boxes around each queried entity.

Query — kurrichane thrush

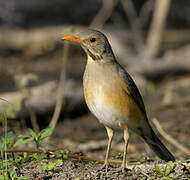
[63,29,175,173]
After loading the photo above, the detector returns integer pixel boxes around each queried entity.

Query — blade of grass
[0,112,8,176]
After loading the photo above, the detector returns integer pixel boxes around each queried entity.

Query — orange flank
[103,85,142,128]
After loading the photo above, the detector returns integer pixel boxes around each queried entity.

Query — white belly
[88,95,123,128]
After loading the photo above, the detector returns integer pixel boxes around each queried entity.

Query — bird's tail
[138,123,175,162]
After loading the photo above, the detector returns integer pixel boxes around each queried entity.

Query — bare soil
[18,160,190,180]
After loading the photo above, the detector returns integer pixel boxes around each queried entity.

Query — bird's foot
[115,165,128,174]
[98,162,112,173]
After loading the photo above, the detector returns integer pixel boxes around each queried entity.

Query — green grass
[0,110,55,179]
[153,161,178,179]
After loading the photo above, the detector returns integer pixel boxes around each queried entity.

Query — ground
[18,160,190,179]
[5,75,190,179]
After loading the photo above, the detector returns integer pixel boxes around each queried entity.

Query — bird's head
[63,29,115,61]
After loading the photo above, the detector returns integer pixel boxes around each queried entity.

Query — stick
[5,149,141,166]
[90,0,119,29]
[152,118,190,156]
[49,42,69,128]
[120,0,144,53]
[143,0,171,58]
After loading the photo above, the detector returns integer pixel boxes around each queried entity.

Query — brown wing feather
[117,64,147,118]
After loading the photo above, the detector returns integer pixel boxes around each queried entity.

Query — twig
[90,0,119,29]
[139,169,150,178]
[143,0,171,59]
[5,149,141,166]
[6,149,56,154]
[139,0,154,28]
[152,118,190,156]
[48,42,69,128]
[120,0,144,53]
[0,98,10,104]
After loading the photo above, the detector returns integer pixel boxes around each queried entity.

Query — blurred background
[0,0,190,160]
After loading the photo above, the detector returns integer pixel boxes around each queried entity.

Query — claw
[115,165,128,174]
[98,162,109,173]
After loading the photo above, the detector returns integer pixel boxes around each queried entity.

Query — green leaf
[6,131,15,148]
[0,175,9,180]
[164,167,170,176]
[18,176,31,179]
[38,126,54,140]
[0,131,15,150]
[47,162,54,171]
[164,161,175,176]
[167,161,175,170]
[10,168,17,178]
[13,136,34,147]
[55,150,63,158]
[140,156,148,163]
[7,131,14,139]
[31,153,40,161]
[28,128,37,138]
[57,159,62,164]
[10,168,31,180]
[42,162,54,171]
[22,152,30,161]
[49,154,55,158]
[154,163,162,175]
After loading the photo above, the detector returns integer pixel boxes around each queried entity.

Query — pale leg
[121,126,129,173]
[102,126,114,172]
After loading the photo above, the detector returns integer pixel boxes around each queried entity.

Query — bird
[63,29,175,173]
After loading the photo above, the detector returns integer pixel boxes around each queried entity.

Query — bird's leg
[116,126,129,173]
[102,126,114,172]
[121,126,129,172]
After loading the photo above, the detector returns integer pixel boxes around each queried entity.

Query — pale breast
[83,58,142,129]
[84,85,122,128]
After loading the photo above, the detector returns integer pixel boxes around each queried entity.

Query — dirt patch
[16,159,190,179]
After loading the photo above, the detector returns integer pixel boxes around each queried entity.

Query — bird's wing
[117,64,147,117]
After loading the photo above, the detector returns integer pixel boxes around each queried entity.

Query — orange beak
[62,35,84,44]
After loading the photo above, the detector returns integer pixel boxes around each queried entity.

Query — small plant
[153,161,175,177]
[75,178,80,180]
[0,112,29,179]
[0,112,8,178]
[0,131,15,151]
[14,126,54,149]
[0,168,30,180]
[41,162,55,172]
[140,156,149,163]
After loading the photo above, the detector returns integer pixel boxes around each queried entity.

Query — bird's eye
[89,37,96,43]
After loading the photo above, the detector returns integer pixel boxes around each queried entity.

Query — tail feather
[138,124,175,162]
[144,132,175,161]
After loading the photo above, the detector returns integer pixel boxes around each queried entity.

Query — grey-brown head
[63,29,115,61]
